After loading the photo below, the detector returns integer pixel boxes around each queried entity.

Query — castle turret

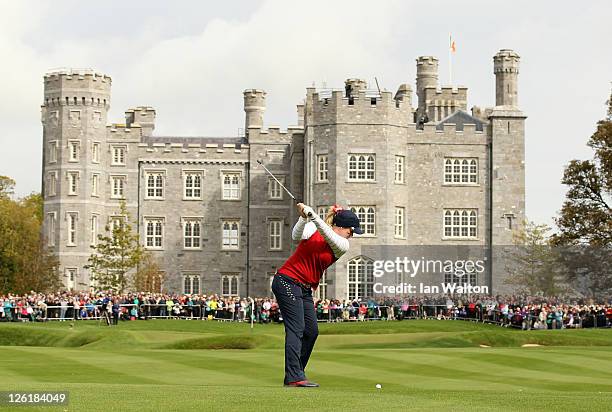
[344,78,367,97]
[41,68,111,290]
[243,89,266,134]
[416,56,439,120]
[493,49,520,107]
[125,106,156,136]
[394,83,412,107]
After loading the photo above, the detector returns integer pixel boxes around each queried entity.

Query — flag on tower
[450,35,456,53]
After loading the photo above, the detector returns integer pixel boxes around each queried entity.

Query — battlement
[243,89,266,107]
[247,125,303,144]
[412,121,486,142]
[44,68,111,82]
[424,85,468,101]
[308,88,413,127]
[108,123,142,139]
[137,139,248,155]
[416,56,439,66]
[43,68,111,108]
[493,49,520,73]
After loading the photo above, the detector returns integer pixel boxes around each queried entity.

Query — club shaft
[257,161,296,201]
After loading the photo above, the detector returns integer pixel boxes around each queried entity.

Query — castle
[41,49,525,299]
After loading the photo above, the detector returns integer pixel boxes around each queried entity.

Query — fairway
[1,320,611,411]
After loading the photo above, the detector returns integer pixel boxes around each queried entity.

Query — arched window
[348,154,375,181]
[347,256,374,300]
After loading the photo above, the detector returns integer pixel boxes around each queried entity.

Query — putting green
[0,320,611,411]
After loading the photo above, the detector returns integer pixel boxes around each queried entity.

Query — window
[222,220,240,250]
[146,172,164,199]
[48,142,57,163]
[66,268,77,287]
[90,214,98,246]
[47,172,57,197]
[348,154,375,181]
[92,142,100,163]
[268,273,276,298]
[221,274,239,297]
[443,209,477,239]
[317,154,328,182]
[68,172,79,195]
[347,256,374,300]
[394,207,405,238]
[183,274,201,294]
[109,216,125,242]
[394,155,405,184]
[91,174,99,197]
[144,218,164,249]
[444,272,477,285]
[111,146,126,165]
[444,158,478,184]
[268,177,283,200]
[111,176,125,198]
[269,220,282,250]
[47,212,56,247]
[67,212,78,246]
[316,271,327,300]
[222,172,240,200]
[317,206,329,219]
[183,171,202,199]
[69,141,79,162]
[183,219,201,249]
[349,206,376,236]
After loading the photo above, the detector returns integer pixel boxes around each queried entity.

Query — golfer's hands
[297,203,314,219]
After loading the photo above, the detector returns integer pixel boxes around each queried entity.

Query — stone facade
[41,49,526,298]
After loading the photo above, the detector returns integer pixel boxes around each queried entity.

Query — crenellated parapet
[423,86,468,122]
[246,125,304,144]
[43,69,111,109]
[406,122,487,144]
[309,88,413,127]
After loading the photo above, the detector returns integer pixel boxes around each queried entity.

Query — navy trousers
[271,274,319,384]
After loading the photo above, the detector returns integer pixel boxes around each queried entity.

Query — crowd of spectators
[1,291,611,329]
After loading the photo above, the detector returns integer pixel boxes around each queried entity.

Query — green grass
[0,320,611,411]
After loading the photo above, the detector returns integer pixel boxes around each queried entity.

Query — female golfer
[272,203,362,387]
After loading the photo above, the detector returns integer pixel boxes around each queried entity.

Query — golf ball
[376,384,382,389]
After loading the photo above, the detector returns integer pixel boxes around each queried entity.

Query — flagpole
[449,33,452,85]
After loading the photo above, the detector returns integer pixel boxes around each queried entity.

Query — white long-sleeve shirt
[291,214,349,259]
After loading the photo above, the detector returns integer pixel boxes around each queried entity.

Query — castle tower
[41,69,111,290]
[494,49,520,107]
[243,89,266,135]
[416,56,439,120]
[489,49,526,292]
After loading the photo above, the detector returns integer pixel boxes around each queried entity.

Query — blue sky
[0,0,610,228]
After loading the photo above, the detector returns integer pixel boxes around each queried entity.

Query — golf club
[256,159,312,217]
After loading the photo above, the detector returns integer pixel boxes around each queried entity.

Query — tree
[0,186,60,294]
[550,91,612,296]
[0,175,15,199]
[503,221,567,296]
[85,201,145,293]
[552,92,612,247]
[133,252,165,292]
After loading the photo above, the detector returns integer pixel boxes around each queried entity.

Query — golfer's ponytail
[325,204,344,226]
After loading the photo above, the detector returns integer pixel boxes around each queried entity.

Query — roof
[436,110,485,132]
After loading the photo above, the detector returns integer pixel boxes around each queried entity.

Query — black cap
[333,209,364,234]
